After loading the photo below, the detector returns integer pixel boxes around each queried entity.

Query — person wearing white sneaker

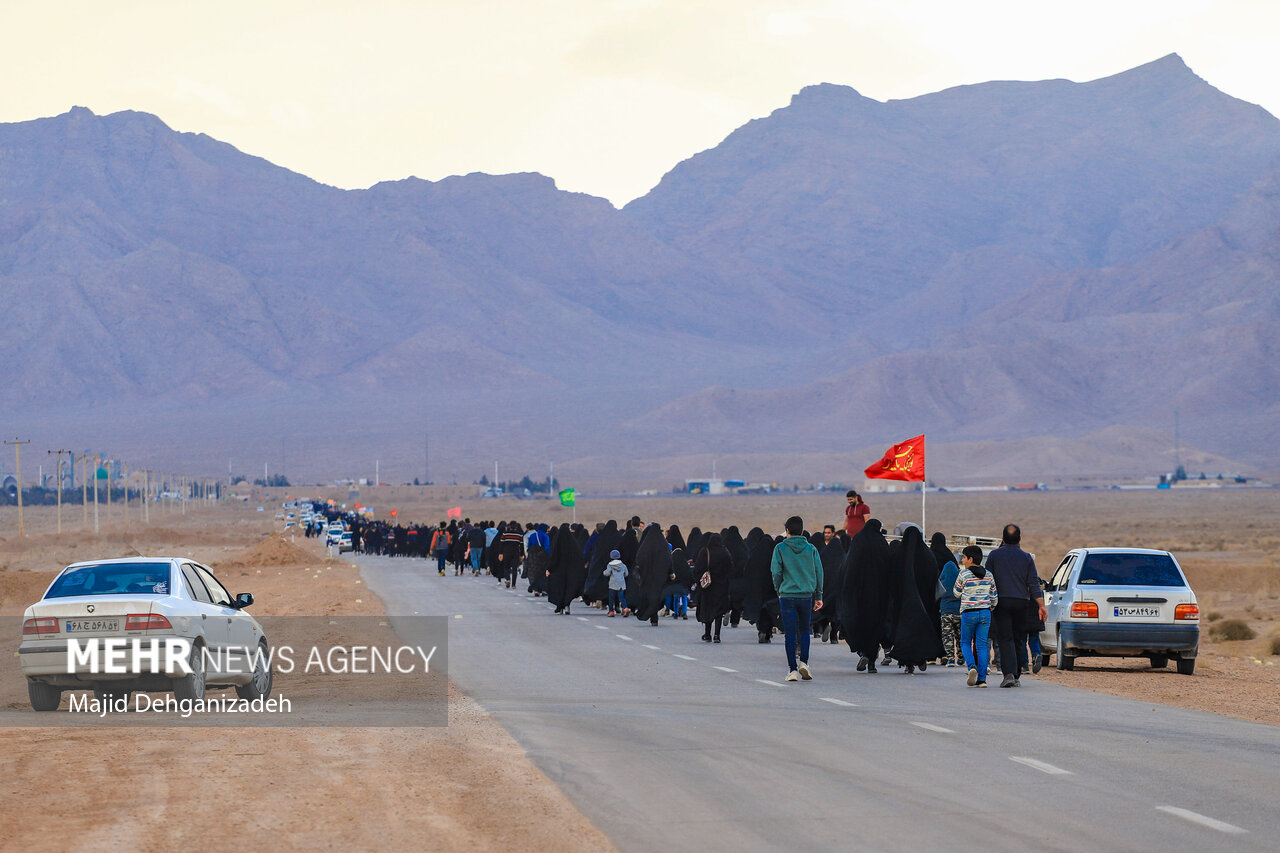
[771,515,824,683]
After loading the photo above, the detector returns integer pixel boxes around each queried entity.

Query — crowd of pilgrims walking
[318,495,1045,688]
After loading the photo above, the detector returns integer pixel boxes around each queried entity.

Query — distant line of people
[308,497,1044,687]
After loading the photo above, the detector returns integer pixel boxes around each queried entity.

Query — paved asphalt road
[361,556,1280,852]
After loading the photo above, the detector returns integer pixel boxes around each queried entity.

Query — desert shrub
[1263,633,1280,657]
[1206,611,1222,622]
[1209,619,1256,642]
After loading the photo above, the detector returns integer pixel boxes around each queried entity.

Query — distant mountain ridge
[2,54,1276,483]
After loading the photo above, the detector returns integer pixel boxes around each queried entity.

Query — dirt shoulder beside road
[0,508,613,853]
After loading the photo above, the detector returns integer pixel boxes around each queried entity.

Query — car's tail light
[125,614,173,631]
[1175,604,1200,621]
[22,618,59,635]
[1070,602,1099,619]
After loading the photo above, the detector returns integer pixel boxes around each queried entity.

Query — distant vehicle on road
[1040,548,1199,674]
[19,558,271,710]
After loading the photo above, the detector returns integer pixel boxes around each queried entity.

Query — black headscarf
[686,527,704,560]
[930,532,957,576]
[815,536,846,632]
[584,520,620,605]
[666,524,687,552]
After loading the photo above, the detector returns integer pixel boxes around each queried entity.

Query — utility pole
[105,458,112,527]
[181,475,187,515]
[92,456,99,534]
[425,433,429,485]
[144,469,150,524]
[375,459,380,487]
[48,449,72,535]
[6,439,31,537]
[81,453,88,529]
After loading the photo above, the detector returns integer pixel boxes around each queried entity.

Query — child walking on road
[605,550,630,617]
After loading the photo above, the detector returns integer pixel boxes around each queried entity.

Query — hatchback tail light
[1070,602,1099,619]
[22,617,59,635]
[125,614,173,631]
[1174,604,1200,621]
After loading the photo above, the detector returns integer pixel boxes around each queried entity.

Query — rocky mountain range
[2,54,1276,486]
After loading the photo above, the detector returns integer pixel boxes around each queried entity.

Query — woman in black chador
[887,526,945,673]
[630,524,672,626]
[814,535,846,644]
[694,533,733,643]
[839,518,892,672]
[546,523,588,615]
[742,530,780,643]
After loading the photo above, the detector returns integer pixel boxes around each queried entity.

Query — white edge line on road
[909,721,955,734]
[642,645,661,650]
[673,654,697,661]
[819,697,857,707]
[1009,756,1073,776]
[616,635,633,641]
[1156,806,1247,835]
[712,666,738,673]
[756,679,786,687]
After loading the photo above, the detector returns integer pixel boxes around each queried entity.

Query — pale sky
[2,1,1277,206]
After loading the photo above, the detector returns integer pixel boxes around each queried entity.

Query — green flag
[558,488,576,507]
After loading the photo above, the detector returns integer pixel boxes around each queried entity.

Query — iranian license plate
[65,618,121,632]
[1114,606,1160,618]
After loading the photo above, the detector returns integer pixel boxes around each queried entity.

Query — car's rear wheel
[1150,654,1169,669]
[1055,632,1075,671]
[1176,656,1195,676]
[172,640,206,701]
[28,680,61,712]
[235,640,273,701]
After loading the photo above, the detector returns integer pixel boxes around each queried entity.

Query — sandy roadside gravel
[0,512,614,853]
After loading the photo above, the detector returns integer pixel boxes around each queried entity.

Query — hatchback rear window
[1078,553,1185,587]
[45,563,172,597]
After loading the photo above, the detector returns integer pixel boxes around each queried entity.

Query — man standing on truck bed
[986,524,1046,688]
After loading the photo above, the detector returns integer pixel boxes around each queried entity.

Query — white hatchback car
[1040,547,1200,674]
[19,557,271,710]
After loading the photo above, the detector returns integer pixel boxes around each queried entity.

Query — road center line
[756,679,786,687]
[576,617,589,622]
[712,666,738,673]
[642,644,661,650]
[1010,756,1072,775]
[819,697,858,707]
[595,625,610,630]
[615,635,633,641]
[673,654,697,661]
[909,721,955,734]
[1156,806,1247,835]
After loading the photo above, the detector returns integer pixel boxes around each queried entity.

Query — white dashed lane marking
[909,722,955,734]
[673,654,697,661]
[595,625,610,631]
[615,635,633,641]
[642,645,661,650]
[712,666,738,673]
[1010,756,1072,776]
[756,679,786,688]
[577,617,589,622]
[818,698,857,707]
[1156,806,1247,835]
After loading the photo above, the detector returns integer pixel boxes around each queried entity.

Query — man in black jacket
[986,524,1045,688]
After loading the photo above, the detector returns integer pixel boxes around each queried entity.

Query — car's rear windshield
[1078,553,1185,587]
[45,563,172,598]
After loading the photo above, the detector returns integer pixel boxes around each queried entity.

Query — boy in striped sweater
[953,545,998,687]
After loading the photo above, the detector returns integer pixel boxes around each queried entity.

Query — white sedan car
[19,557,271,710]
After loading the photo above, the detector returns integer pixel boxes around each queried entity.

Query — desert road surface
[361,556,1280,853]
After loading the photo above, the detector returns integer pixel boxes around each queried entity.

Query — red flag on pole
[446,506,462,519]
[865,435,926,482]
[389,509,399,518]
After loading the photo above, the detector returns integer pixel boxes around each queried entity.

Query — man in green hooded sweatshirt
[771,515,824,682]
